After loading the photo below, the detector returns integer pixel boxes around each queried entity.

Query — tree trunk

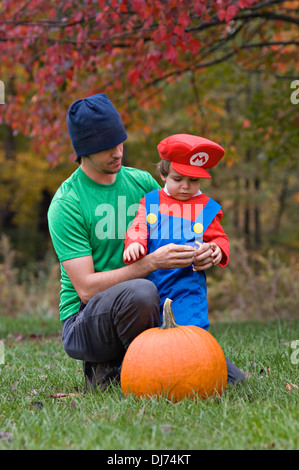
[254,177,262,246]
[244,177,251,246]
[274,176,288,235]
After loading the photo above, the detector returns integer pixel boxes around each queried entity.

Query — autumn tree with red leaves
[0,0,298,256]
[0,0,298,163]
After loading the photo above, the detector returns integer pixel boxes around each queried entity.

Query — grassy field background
[1,313,298,450]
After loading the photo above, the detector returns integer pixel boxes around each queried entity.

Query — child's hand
[209,242,222,266]
[123,242,146,263]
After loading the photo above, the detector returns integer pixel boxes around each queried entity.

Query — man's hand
[148,243,195,271]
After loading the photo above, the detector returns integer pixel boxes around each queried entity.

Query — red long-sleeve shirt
[124,189,230,267]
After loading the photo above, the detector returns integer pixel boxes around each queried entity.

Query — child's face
[161,166,201,201]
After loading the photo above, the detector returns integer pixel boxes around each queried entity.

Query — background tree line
[0,0,298,267]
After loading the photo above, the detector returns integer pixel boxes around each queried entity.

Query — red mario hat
[157,134,225,179]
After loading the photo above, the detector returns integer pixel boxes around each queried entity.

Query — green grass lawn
[0,314,298,450]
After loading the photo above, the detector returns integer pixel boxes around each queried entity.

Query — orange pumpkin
[121,298,227,402]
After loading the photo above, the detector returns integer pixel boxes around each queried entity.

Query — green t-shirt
[48,166,160,321]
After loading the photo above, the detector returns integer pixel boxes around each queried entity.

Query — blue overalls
[144,189,221,330]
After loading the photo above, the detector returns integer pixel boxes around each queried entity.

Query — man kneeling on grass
[48,93,245,391]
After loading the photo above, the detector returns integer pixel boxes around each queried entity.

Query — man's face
[87,143,124,174]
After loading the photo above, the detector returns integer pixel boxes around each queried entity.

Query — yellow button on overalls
[146,213,157,224]
[193,222,204,234]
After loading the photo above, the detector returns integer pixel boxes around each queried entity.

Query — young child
[123,134,230,330]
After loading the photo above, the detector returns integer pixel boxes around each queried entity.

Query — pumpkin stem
[160,298,179,329]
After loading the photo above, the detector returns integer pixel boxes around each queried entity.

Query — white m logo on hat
[190,152,209,167]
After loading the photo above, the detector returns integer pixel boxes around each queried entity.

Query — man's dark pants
[62,279,245,387]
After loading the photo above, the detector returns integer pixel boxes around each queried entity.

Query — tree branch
[241,40,299,48]
[235,10,299,26]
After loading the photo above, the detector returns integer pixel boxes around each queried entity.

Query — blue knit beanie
[66,93,127,157]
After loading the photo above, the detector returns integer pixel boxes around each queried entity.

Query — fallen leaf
[28,334,42,339]
[7,333,23,342]
[285,382,298,392]
[0,432,12,443]
[263,442,275,449]
[50,393,77,398]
